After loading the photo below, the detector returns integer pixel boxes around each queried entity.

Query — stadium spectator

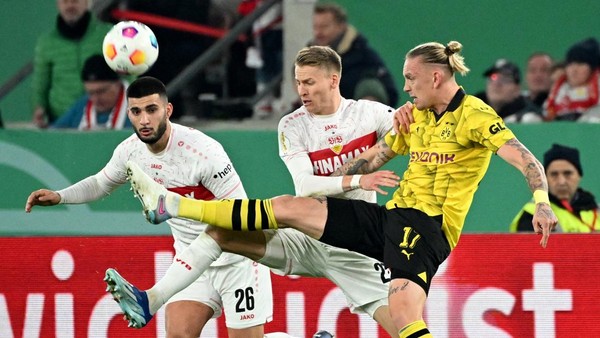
[475,59,542,123]
[309,2,398,106]
[52,54,131,130]
[544,37,600,122]
[510,143,599,232]
[239,0,284,119]
[524,52,553,110]
[32,0,112,128]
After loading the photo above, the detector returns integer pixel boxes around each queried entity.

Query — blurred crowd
[25,0,600,130]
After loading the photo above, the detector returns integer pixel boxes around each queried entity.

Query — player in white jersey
[279,97,393,203]
[25,77,273,338]
[102,46,403,336]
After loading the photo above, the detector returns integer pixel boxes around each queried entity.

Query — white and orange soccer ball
[102,21,159,76]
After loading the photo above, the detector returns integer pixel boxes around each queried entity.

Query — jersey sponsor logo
[309,132,377,176]
[324,124,337,132]
[214,163,233,179]
[168,185,215,200]
[240,314,255,320]
[410,151,456,164]
[489,122,507,134]
[151,163,162,169]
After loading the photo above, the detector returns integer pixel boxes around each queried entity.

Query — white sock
[146,232,222,314]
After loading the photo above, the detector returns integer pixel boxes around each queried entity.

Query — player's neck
[432,83,461,114]
[322,94,342,116]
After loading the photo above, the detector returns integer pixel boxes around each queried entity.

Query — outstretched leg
[127,160,329,238]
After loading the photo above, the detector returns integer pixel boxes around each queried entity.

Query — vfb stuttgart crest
[328,135,343,154]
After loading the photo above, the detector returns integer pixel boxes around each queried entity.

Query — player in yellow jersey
[123,41,557,338]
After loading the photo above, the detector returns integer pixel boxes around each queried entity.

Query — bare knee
[388,279,427,329]
[205,226,236,248]
[271,194,327,225]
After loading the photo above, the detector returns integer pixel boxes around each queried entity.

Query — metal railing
[0,0,282,108]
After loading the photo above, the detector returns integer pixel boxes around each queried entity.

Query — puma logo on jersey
[401,249,414,260]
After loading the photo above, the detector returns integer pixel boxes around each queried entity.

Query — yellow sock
[178,198,278,231]
[398,320,432,338]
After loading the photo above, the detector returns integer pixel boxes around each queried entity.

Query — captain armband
[533,190,550,205]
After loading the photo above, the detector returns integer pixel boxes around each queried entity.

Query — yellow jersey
[385,89,515,249]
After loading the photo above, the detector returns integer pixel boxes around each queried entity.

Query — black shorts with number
[320,197,451,294]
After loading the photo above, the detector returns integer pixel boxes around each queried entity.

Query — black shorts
[320,197,450,294]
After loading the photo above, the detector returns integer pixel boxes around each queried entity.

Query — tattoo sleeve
[331,138,395,176]
[504,138,548,192]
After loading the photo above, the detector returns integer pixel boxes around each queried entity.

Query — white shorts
[259,229,389,317]
[166,257,273,329]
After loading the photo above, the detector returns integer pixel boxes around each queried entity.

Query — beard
[133,118,168,145]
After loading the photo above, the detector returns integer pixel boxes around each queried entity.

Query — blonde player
[25,77,273,337]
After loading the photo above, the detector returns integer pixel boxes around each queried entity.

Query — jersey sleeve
[278,118,307,161]
[198,140,247,199]
[99,136,136,186]
[372,101,395,139]
[462,100,516,152]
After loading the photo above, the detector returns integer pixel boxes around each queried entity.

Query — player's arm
[334,136,398,175]
[496,138,558,247]
[331,137,399,194]
[25,172,120,212]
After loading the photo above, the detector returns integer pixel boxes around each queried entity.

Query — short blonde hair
[295,46,342,76]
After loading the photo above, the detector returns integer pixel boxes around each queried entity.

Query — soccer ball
[102,21,159,76]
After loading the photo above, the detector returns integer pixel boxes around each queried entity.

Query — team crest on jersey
[440,126,452,140]
[328,135,344,154]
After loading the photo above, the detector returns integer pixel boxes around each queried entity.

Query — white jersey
[278,98,394,202]
[102,122,245,266]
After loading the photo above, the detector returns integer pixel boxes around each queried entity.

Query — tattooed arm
[497,138,558,248]
[333,137,399,194]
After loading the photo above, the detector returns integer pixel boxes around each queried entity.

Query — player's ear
[432,70,442,89]
[331,72,340,89]
[165,102,174,118]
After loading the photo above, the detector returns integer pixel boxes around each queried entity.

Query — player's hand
[358,170,399,195]
[25,189,61,212]
[531,202,558,248]
[393,101,414,134]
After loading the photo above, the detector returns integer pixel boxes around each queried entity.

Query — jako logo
[216,164,233,178]
[489,122,506,134]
